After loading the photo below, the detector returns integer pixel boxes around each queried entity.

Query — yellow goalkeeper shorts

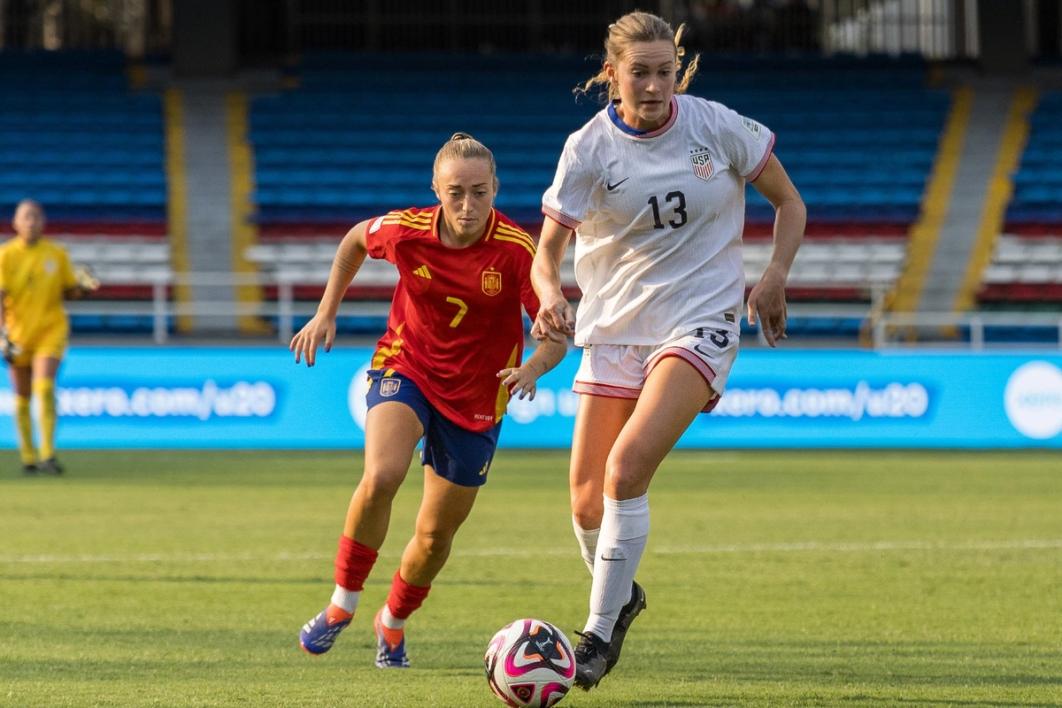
[10,326,68,367]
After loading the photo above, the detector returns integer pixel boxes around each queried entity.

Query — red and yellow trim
[382,208,434,230]
[371,323,405,370]
[479,208,498,243]
[493,222,536,257]
[494,344,519,422]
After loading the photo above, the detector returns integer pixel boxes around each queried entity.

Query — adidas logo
[414,265,432,279]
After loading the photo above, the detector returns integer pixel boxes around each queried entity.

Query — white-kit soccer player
[531,11,805,691]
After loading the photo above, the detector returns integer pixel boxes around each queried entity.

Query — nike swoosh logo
[599,556,623,561]
[606,177,629,191]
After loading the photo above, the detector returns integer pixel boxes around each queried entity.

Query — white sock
[583,494,649,642]
[330,585,360,614]
[572,516,600,576]
[380,604,406,630]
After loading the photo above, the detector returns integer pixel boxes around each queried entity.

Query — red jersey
[365,206,540,431]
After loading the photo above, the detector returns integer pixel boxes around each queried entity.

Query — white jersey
[542,94,774,346]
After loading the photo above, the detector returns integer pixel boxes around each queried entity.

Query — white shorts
[573,328,739,412]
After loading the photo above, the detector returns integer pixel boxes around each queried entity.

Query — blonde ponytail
[432,132,499,192]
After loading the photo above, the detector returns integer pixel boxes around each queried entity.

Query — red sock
[334,536,378,591]
[385,570,431,619]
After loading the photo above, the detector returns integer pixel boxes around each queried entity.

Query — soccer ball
[484,618,576,707]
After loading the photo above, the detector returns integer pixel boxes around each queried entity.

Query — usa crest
[379,378,401,397]
[481,268,502,296]
[689,147,713,181]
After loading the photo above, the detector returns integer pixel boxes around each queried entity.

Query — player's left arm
[747,154,805,347]
[497,337,567,401]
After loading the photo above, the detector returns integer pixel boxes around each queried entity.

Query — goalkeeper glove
[0,328,19,364]
[74,264,100,291]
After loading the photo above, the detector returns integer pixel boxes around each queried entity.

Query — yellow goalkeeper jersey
[0,237,76,343]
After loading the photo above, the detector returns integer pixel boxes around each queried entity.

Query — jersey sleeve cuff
[745,132,776,182]
[541,205,581,230]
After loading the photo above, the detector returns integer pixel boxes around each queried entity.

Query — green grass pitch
[2,450,1061,707]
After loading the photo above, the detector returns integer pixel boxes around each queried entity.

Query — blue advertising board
[0,346,1060,449]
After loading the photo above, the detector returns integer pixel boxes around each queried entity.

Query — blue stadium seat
[250,52,947,230]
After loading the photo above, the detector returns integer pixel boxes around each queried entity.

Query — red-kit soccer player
[292,133,566,667]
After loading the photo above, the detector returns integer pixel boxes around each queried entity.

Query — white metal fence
[64,271,1062,350]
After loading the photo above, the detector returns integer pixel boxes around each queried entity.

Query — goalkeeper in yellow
[0,200,97,474]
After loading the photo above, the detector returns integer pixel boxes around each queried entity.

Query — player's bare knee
[357,469,405,504]
[571,503,603,531]
[604,450,653,499]
[414,528,454,558]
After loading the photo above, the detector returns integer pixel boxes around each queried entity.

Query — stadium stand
[992,90,1062,306]
[0,50,169,333]
[247,52,947,337]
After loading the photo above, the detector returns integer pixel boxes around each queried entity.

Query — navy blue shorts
[365,369,501,487]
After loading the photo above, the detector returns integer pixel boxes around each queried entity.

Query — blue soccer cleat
[373,607,410,668]
[299,604,352,655]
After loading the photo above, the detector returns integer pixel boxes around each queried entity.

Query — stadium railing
[61,269,1062,350]
[868,310,1062,349]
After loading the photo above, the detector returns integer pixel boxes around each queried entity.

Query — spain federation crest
[689,147,714,181]
[379,378,401,397]
[481,268,502,296]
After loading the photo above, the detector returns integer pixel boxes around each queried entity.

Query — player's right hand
[290,314,336,367]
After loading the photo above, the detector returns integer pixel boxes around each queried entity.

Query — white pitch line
[653,538,1062,554]
[1,539,1060,564]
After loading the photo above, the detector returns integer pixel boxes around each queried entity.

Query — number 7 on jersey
[445,296,468,327]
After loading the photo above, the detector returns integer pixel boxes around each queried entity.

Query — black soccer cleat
[38,458,64,475]
[606,580,647,672]
[22,463,38,475]
[572,630,610,690]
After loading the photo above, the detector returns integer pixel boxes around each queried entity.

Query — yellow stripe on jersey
[371,324,405,370]
[381,217,433,231]
[495,223,532,239]
[382,210,432,222]
[495,224,536,251]
[496,231,536,253]
[494,344,520,422]
[493,232,536,257]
